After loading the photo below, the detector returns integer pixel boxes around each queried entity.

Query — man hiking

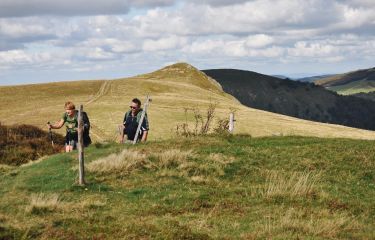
[47,101,91,152]
[119,98,149,143]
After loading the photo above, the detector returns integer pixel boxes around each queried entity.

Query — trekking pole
[133,94,151,144]
[47,121,55,147]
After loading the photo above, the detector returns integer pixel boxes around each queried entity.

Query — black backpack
[82,112,91,147]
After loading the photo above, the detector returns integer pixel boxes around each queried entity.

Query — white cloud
[288,41,338,57]
[0,49,53,65]
[0,21,51,38]
[245,34,274,48]
[0,0,375,84]
[143,36,188,52]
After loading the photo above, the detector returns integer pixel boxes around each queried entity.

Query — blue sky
[0,0,374,85]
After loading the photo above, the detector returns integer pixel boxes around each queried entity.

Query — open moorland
[0,135,374,239]
[1,63,375,142]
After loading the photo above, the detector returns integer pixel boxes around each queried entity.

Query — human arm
[119,112,129,143]
[47,119,64,130]
[141,130,148,142]
[118,125,126,143]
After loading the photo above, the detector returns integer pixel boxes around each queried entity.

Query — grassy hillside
[1,63,375,142]
[0,135,374,239]
[315,67,375,95]
[297,74,336,82]
[203,69,375,131]
[327,79,375,95]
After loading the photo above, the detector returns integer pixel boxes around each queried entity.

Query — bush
[176,103,234,137]
[0,124,65,166]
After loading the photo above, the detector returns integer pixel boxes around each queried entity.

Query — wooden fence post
[78,105,85,185]
[229,113,234,133]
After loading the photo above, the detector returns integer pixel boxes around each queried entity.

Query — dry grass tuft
[207,153,235,164]
[156,149,194,168]
[87,149,151,174]
[153,149,226,183]
[189,175,210,184]
[261,171,320,198]
[26,193,60,215]
[0,164,14,172]
[79,196,107,209]
[279,208,358,238]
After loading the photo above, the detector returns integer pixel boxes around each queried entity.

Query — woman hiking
[47,101,91,152]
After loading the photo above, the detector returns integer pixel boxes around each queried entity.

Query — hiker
[119,98,149,143]
[47,101,91,152]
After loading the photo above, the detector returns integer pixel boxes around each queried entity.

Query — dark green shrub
[0,124,65,166]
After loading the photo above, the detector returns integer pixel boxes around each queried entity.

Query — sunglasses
[129,106,138,109]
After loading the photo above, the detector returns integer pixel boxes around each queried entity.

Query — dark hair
[132,98,141,107]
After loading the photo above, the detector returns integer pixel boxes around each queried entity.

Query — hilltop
[1,62,375,142]
[315,67,375,95]
[203,68,375,131]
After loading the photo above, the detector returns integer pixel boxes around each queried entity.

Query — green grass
[0,135,374,239]
[328,79,375,95]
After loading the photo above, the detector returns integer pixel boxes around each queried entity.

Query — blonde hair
[64,101,75,110]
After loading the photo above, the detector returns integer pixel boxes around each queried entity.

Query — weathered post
[78,105,85,185]
[133,95,151,144]
[229,113,234,133]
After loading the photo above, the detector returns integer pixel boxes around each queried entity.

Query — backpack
[82,111,91,147]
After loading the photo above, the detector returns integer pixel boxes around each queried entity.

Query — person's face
[65,108,75,117]
[130,102,140,114]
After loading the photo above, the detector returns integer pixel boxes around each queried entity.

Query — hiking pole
[133,94,151,144]
[47,121,55,147]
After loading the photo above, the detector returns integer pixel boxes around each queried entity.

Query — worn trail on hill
[86,80,111,105]
[86,80,112,141]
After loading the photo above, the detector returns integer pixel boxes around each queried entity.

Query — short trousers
[65,132,78,149]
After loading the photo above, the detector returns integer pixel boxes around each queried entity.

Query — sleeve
[61,112,67,123]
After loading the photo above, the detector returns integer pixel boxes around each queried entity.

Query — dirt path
[86,80,112,105]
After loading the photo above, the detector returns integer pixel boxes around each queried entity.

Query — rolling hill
[315,67,375,95]
[297,74,336,82]
[203,69,375,131]
[1,63,375,141]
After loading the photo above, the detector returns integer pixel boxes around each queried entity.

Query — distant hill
[315,67,375,95]
[272,75,289,79]
[1,63,375,141]
[203,69,375,131]
[297,74,336,82]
